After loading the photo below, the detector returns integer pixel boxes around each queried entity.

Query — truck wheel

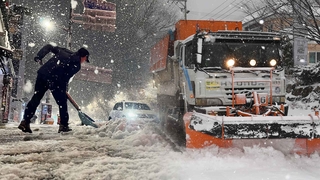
[164,107,186,147]
[159,106,168,130]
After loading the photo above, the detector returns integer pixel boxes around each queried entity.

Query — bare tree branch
[242,0,320,43]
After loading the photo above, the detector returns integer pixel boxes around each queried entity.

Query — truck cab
[175,31,287,115]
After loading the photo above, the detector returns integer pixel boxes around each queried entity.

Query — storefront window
[309,52,316,63]
[317,52,320,62]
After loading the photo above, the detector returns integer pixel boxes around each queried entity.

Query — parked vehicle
[109,101,158,123]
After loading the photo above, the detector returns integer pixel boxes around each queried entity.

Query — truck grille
[224,87,266,100]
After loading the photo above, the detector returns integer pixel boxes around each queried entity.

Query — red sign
[74,64,112,84]
[72,0,116,32]
[84,0,116,11]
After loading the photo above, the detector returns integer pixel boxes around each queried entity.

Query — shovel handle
[66,92,81,111]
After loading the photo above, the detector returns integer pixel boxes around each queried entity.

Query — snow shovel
[66,92,98,128]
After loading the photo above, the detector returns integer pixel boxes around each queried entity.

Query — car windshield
[113,102,123,110]
[125,102,151,110]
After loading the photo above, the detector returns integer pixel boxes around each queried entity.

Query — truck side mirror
[196,38,203,64]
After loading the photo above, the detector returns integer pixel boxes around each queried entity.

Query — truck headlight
[270,59,277,66]
[226,59,235,67]
[272,96,280,103]
[272,96,286,103]
[249,59,256,66]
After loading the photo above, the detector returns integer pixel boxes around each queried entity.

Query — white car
[109,101,159,123]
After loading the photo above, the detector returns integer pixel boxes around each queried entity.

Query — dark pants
[23,76,69,126]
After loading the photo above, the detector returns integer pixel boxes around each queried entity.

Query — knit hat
[78,48,90,63]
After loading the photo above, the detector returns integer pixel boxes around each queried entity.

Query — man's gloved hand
[34,56,43,65]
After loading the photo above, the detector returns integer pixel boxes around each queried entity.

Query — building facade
[243,11,320,66]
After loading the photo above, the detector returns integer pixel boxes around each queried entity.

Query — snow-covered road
[1,119,320,180]
[0,121,175,180]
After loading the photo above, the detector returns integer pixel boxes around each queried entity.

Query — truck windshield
[201,42,281,69]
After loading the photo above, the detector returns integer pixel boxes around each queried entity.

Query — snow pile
[71,119,166,148]
[165,145,320,180]
[102,119,165,147]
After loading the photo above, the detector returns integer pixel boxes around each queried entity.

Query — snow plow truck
[150,20,320,155]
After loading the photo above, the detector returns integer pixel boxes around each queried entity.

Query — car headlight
[127,112,138,118]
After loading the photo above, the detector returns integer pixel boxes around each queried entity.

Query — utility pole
[171,0,189,20]
[9,5,31,122]
[67,3,72,50]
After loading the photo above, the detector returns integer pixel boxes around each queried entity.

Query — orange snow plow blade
[184,112,320,155]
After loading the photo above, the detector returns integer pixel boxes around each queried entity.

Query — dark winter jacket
[36,44,82,86]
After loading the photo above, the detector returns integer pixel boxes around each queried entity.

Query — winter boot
[58,125,72,133]
[18,120,32,133]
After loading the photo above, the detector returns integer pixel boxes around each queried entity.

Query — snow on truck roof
[182,30,281,43]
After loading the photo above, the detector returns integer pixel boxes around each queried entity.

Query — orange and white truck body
[149,20,320,155]
[151,20,286,114]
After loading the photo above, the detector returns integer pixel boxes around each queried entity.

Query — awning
[0,45,13,58]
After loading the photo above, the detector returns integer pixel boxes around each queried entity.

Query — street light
[259,19,264,31]
[39,16,72,49]
[39,17,55,31]
[259,19,264,25]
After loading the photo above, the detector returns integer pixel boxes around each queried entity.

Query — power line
[215,0,248,20]
[211,0,242,20]
[166,1,181,13]
[199,0,229,19]
[208,0,238,19]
